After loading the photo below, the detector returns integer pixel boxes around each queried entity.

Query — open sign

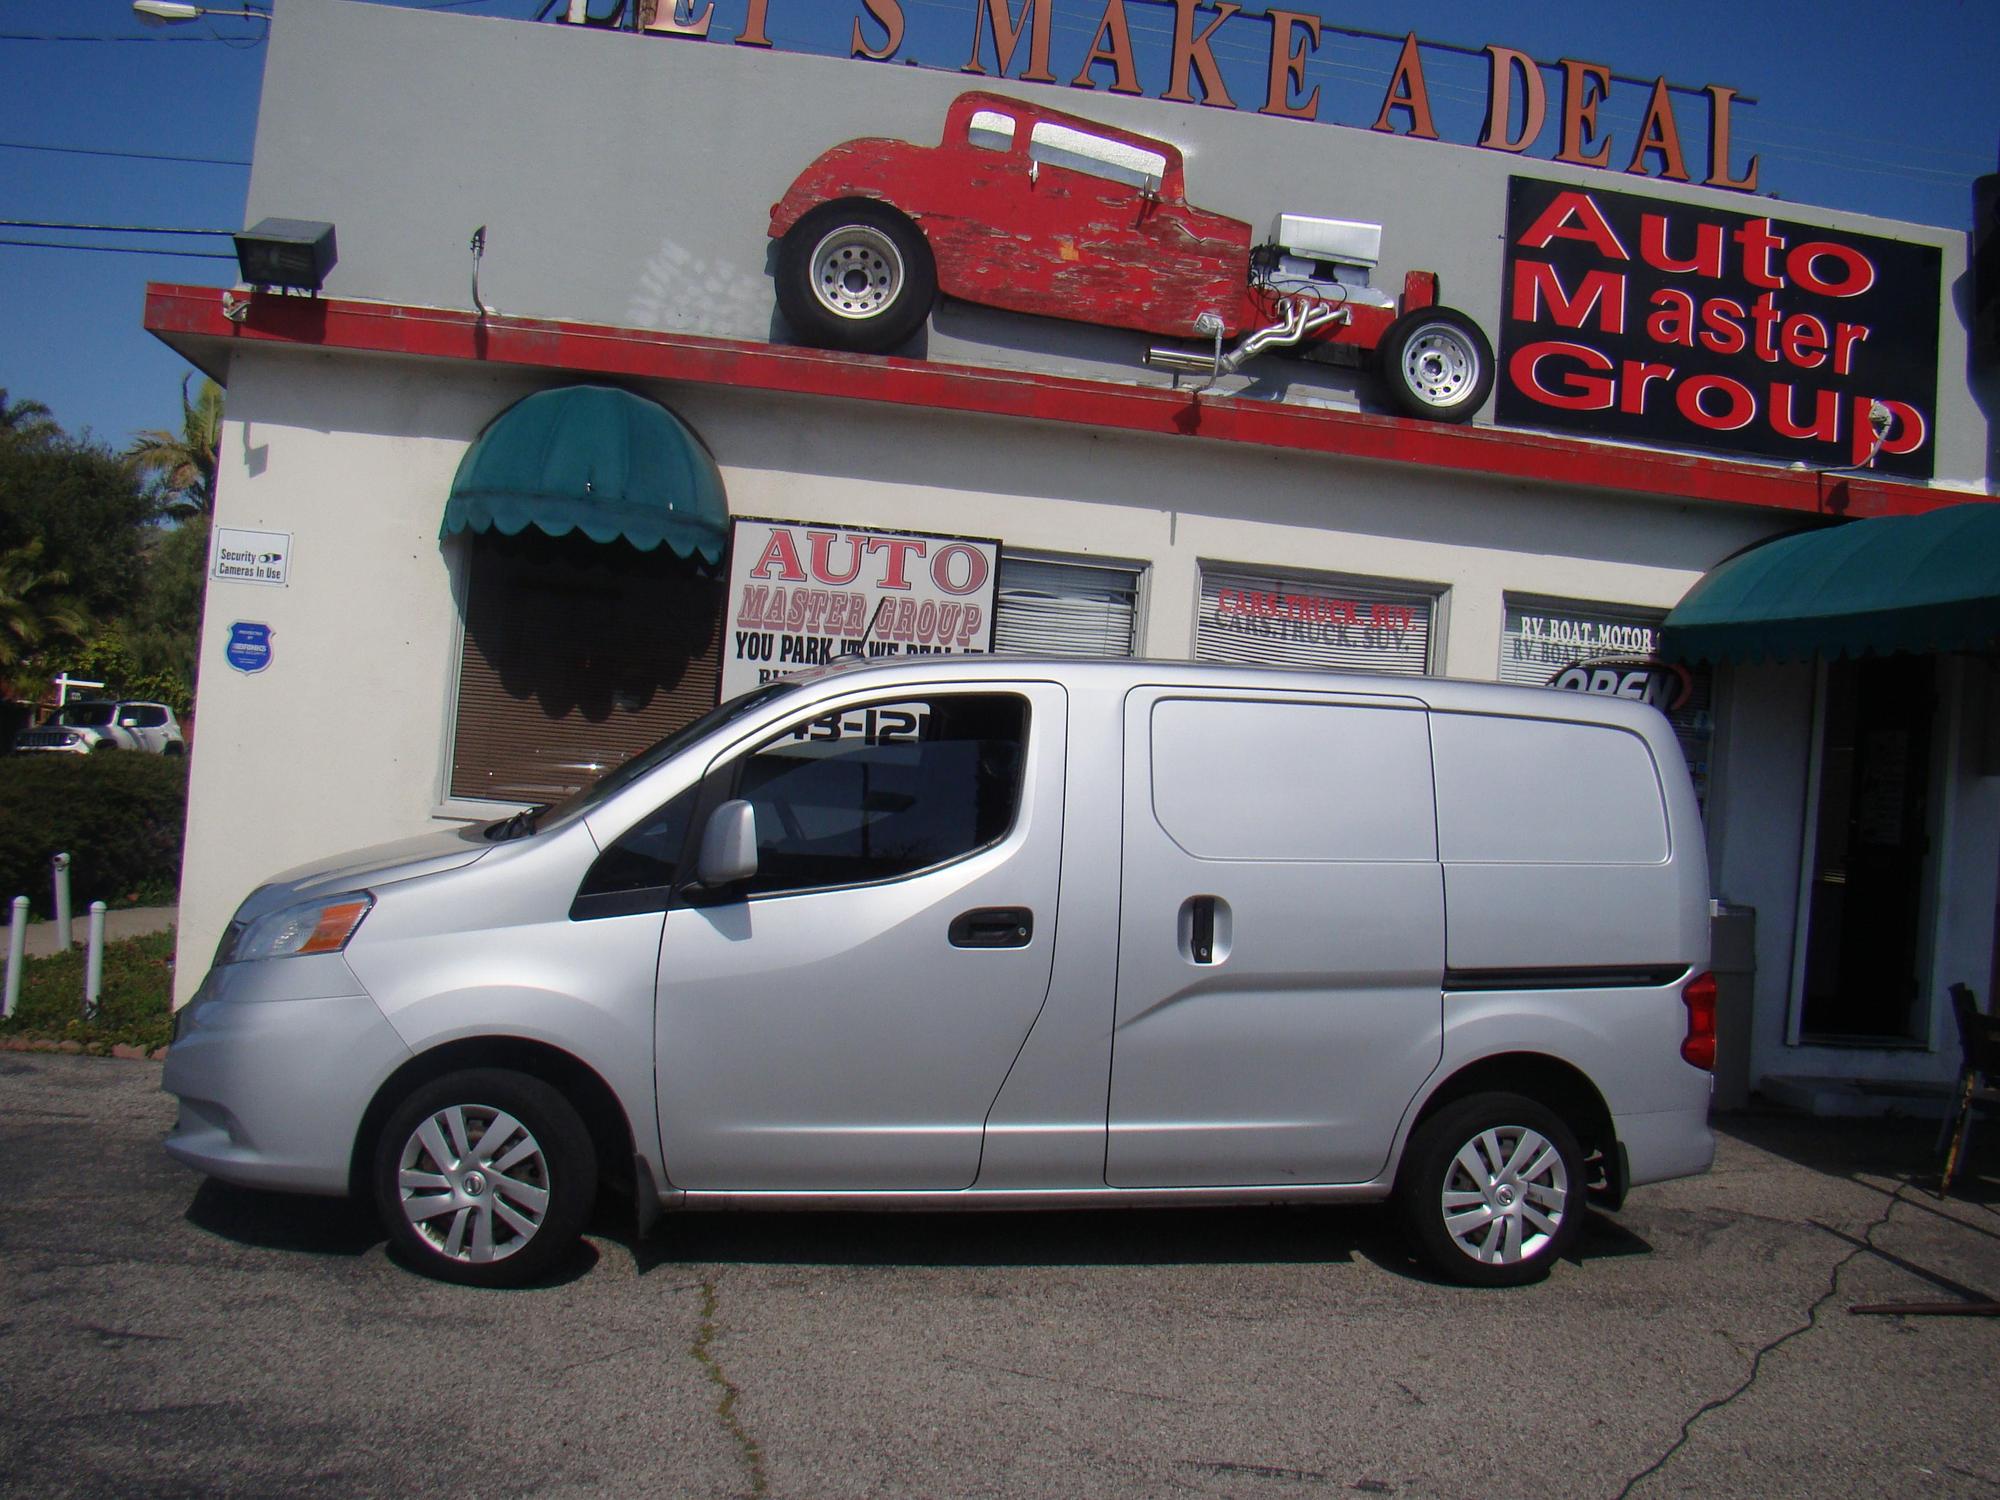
[1548,657,1692,713]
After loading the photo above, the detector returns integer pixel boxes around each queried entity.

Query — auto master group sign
[1498,178,1942,478]
[720,519,999,701]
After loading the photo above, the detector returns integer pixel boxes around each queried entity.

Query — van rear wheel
[1398,1092,1584,1287]
[372,1068,597,1287]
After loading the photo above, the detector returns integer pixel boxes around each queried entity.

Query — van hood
[247,827,493,913]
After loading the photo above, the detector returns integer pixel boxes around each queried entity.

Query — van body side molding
[1443,965,1691,994]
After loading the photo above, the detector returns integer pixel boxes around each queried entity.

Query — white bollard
[52,852,72,950]
[84,901,106,1019]
[3,895,26,1019]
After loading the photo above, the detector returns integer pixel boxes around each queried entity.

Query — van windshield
[516,681,803,839]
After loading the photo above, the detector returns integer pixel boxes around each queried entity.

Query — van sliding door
[1106,689,1446,1188]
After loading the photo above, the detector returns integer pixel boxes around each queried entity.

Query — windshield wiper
[485,803,550,842]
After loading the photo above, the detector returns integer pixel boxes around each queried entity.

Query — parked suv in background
[13,700,185,755]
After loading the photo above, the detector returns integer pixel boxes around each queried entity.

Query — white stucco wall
[176,346,1783,998]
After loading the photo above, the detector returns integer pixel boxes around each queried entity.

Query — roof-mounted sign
[1498,178,1942,478]
[565,2,1758,193]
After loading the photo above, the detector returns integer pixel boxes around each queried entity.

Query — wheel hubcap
[397,1104,551,1265]
[1400,324,1478,406]
[1439,1125,1568,1265]
[810,224,905,321]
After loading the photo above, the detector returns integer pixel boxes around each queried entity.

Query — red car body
[769,91,1427,349]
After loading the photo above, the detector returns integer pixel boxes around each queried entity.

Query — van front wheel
[372,1068,597,1287]
[1397,1092,1584,1287]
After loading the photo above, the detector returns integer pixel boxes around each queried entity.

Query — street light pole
[132,2,271,23]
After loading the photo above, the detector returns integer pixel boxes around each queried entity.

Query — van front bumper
[162,956,412,1196]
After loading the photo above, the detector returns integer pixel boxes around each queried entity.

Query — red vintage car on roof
[768,91,1494,422]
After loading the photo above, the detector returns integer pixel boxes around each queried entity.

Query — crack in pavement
[1611,1187,1909,1499]
[690,1274,768,1499]
[939,1352,1180,1405]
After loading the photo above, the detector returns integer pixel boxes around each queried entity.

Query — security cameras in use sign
[212,527,293,587]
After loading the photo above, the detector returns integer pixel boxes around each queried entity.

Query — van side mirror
[695,799,758,889]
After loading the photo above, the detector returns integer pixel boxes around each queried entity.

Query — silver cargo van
[164,658,1715,1288]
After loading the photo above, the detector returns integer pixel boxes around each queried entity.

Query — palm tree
[126,374,222,518]
[0,540,90,697]
[0,389,58,447]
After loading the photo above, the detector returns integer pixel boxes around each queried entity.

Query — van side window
[572,785,699,919]
[1150,698,1435,861]
[1430,712,1668,863]
[729,694,1028,897]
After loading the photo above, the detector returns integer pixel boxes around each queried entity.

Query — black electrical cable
[0,220,235,236]
[0,140,250,168]
[0,238,236,260]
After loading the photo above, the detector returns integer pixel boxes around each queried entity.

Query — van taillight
[1681,971,1718,1070]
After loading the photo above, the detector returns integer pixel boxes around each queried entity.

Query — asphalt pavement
[1,1053,1995,1499]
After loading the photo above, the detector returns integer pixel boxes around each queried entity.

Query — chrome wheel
[1439,1124,1569,1266]
[396,1102,551,1266]
[809,224,906,322]
[1398,321,1481,409]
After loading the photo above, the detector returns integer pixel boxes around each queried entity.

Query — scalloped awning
[441,385,727,563]
[1662,503,2000,665]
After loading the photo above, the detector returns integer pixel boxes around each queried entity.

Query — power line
[0,238,237,260]
[0,32,242,42]
[0,139,249,168]
[0,219,235,236]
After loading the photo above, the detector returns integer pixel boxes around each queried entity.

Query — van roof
[779,654,1674,732]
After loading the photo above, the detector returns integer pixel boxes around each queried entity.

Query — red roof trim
[143,282,1973,520]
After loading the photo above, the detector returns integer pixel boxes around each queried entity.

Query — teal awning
[1661,503,2000,665]
[442,385,727,564]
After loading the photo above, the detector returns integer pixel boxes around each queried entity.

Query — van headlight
[233,893,374,962]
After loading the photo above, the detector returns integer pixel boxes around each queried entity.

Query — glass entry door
[1795,657,1936,1042]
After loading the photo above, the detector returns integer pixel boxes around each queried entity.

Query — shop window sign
[722,519,999,701]
[1197,566,1435,675]
[1501,598,1713,812]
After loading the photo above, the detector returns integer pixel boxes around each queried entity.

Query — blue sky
[3,0,1995,453]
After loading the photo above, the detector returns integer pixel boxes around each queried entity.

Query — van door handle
[949,907,1033,948]
[1181,894,1228,965]
[1188,895,1216,964]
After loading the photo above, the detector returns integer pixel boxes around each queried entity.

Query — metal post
[83,901,106,1019]
[3,896,26,1019]
[52,852,72,949]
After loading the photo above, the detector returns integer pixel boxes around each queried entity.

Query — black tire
[775,199,937,353]
[1375,306,1494,423]
[163,743,185,757]
[372,1068,597,1288]
[1397,1091,1585,1287]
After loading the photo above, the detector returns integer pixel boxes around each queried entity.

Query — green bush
[0,753,188,916]
[0,928,174,1051]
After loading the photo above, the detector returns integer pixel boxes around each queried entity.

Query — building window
[1195,563,1438,674]
[1499,595,1714,813]
[992,554,1141,658]
[450,529,723,805]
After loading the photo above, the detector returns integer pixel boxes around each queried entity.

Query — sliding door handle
[1180,894,1229,965]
